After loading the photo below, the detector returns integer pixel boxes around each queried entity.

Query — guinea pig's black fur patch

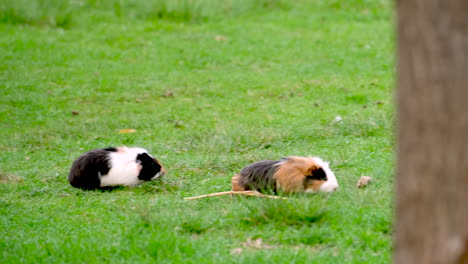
[237,160,282,193]
[137,153,162,181]
[303,167,327,190]
[307,167,327,181]
[103,147,118,152]
[68,149,112,190]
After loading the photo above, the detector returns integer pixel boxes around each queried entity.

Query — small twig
[184,190,287,200]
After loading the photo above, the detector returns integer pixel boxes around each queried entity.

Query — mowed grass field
[0,0,394,263]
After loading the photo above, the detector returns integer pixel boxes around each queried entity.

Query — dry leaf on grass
[243,238,276,249]
[230,248,242,255]
[215,35,229,42]
[162,90,174,97]
[118,129,137,134]
[357,176,372,188]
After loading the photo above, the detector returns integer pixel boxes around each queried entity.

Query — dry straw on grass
[184,190,287,200]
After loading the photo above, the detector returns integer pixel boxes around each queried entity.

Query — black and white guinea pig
[68,146,166,190]
[231,156,338,194]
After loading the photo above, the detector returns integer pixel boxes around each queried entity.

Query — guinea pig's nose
[331,186,338,192]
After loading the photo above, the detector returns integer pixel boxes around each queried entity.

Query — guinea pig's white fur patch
[307,157,339,193]
[100,147,148,187]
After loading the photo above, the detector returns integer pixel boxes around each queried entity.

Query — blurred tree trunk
[396,0,468,263]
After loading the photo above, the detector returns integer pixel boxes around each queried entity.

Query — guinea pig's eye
[319,175,328,181]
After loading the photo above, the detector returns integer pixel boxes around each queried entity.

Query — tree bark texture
[396,0,468,263]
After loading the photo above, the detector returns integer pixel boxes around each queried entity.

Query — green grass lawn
[0,0,394,263]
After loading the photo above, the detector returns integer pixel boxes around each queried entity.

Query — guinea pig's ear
[307,166,327,181]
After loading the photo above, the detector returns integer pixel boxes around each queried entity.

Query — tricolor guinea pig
[231,156,338,194]
[68,146,166,190]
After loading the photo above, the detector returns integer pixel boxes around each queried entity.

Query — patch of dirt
[0,172,23,183]
[230,238,328,255]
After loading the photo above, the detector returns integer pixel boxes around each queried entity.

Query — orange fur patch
[305,179,326,192]
[154,158,166,176]
[159,165,167,175]
[273,156,322,193]
[117,146,128,153]
[231,174,246,191]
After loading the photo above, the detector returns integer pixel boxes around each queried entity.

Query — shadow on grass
[229,194,329,227]
[65,178,178,193]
